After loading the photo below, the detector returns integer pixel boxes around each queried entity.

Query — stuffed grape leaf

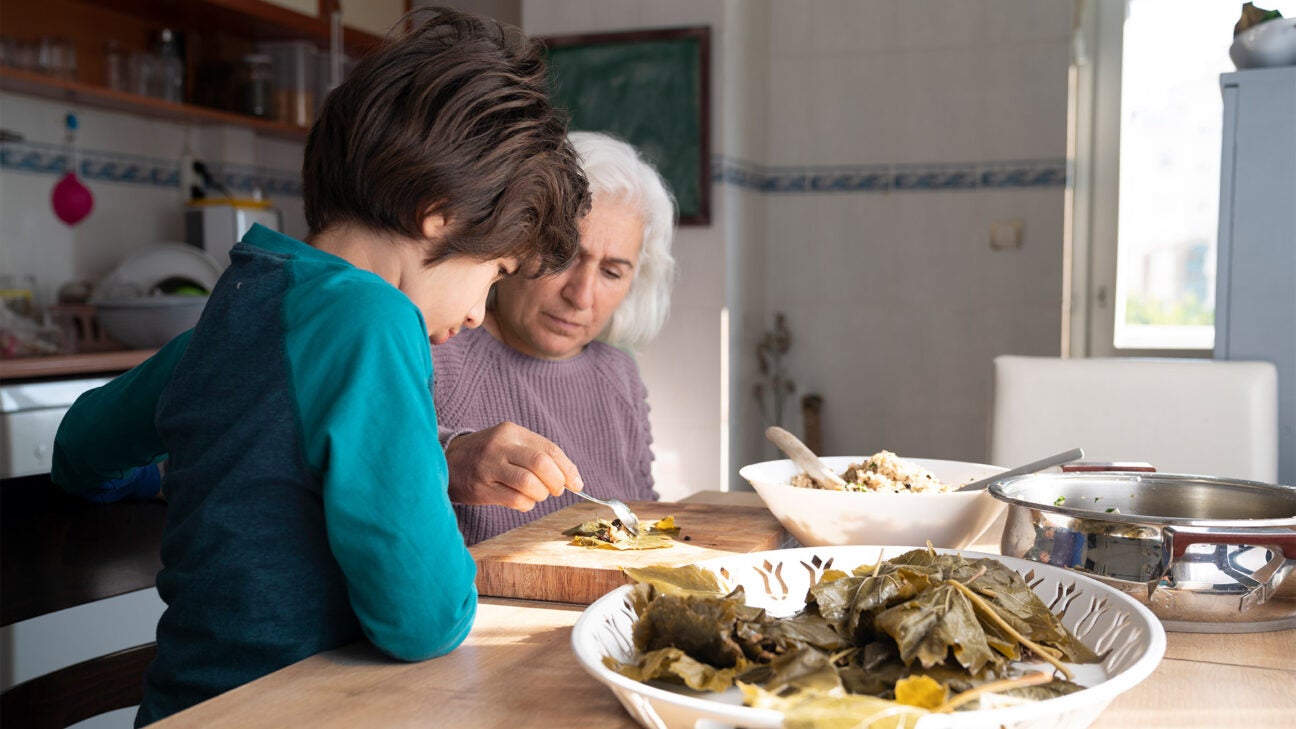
[605,548,1104,721]
[564,516,680,550]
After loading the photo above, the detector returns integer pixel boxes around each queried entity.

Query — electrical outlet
[990,219,1024,250]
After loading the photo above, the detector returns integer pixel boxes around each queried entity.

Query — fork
[570,488,641,537]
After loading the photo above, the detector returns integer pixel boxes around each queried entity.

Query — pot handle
[1061,461,1156,472]
[1156,526,1296,609]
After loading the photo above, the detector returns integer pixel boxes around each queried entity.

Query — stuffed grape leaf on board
[564,515,680,550]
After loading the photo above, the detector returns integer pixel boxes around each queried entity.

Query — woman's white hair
[569,131,677,351]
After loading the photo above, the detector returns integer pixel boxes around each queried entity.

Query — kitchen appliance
[990,471,1296,633]
[184,200,281,267]
[1215,67,1296,486]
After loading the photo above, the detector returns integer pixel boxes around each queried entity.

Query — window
[1069,0,1296,356]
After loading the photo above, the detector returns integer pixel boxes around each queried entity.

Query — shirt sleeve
[286,281,476,661]
[52,330,191,499]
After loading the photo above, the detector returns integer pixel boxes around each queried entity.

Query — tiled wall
[0,95,306,308]
[747,0,1073,471]
[528,0,1074,494]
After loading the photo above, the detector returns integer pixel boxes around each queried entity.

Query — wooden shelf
[0,0,388,137]
[0,349,156,381]
[0,65,310,140]
[93,0,384,55]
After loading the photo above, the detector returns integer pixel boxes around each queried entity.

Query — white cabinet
[1215,66,1296,485]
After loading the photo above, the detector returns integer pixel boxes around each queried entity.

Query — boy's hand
[444,422,582,511]
[85,463,164,503]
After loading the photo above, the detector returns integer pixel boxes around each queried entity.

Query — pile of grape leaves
[604,548,1102,728]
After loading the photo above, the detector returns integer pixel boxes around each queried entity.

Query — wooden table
[149,492,1296,728]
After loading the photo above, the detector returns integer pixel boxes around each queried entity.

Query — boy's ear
[421,212,449,241]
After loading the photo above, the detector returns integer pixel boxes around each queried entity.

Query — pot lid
[988,471,1296,526]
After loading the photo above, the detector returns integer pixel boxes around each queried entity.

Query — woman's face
[405,255,517,345]
[492,197,643,360]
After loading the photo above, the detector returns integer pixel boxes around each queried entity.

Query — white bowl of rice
[739,452,1007,548]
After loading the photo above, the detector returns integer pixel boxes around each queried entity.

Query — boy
[52,8,589,725]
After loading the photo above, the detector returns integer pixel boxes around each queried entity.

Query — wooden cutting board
[469,500,788,604]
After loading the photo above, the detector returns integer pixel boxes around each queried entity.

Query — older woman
[432,131,676,544]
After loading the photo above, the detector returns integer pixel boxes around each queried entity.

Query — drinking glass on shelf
[105,40,126,91]
[38,36,76,81]
[128,51,157,97]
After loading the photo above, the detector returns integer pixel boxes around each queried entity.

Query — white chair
[990,355,1279,483]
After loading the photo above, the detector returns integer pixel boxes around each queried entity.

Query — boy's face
[405,256,517,345]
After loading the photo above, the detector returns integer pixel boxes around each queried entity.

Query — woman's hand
[444,422,583,511]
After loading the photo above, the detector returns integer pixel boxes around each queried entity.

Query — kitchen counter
[147,491,1296,729]
[0,350,156,381]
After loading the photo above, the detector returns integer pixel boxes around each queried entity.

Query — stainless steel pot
[989,472,1296,633]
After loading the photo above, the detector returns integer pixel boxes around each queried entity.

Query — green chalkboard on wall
[541,27,711,226]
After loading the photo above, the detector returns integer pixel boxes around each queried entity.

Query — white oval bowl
[740,456,1007,548]
[572,545,1167,729]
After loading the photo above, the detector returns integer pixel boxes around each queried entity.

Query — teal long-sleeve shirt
[53,225,477,725]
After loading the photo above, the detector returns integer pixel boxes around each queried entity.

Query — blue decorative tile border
[714,155,1067,192]
[1,140,1061,198]
[0,139,302,197]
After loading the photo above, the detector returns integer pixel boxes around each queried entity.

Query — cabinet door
[339,0,405,37]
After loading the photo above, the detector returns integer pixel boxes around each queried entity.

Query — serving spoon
[765,426,847,490]
[955,447,1085,492]
[570,488,641,537]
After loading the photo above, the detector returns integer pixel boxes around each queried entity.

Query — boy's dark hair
[303,7,589,275]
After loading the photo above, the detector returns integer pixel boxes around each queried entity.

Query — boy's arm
[290,292,476,661]
[52,331,190,500]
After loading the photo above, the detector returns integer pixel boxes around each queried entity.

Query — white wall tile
[890,48,983,164]
[523,0,604,35]
[810,0,868,55]
[641,0,724,29]
[765,56,816,165]
[852,0,900,54]
[842,58,898,164]
[768,0,814,57]
[980,40,1070,160]
[0,171,75,308]
[983,0,1074,44]
[892,0,986,50]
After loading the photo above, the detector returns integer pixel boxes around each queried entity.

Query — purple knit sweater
[431,326,657,545]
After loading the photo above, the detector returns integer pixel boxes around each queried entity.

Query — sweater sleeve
[52,330,191,499]
[626,355,658,498]
[286,281,476,661]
